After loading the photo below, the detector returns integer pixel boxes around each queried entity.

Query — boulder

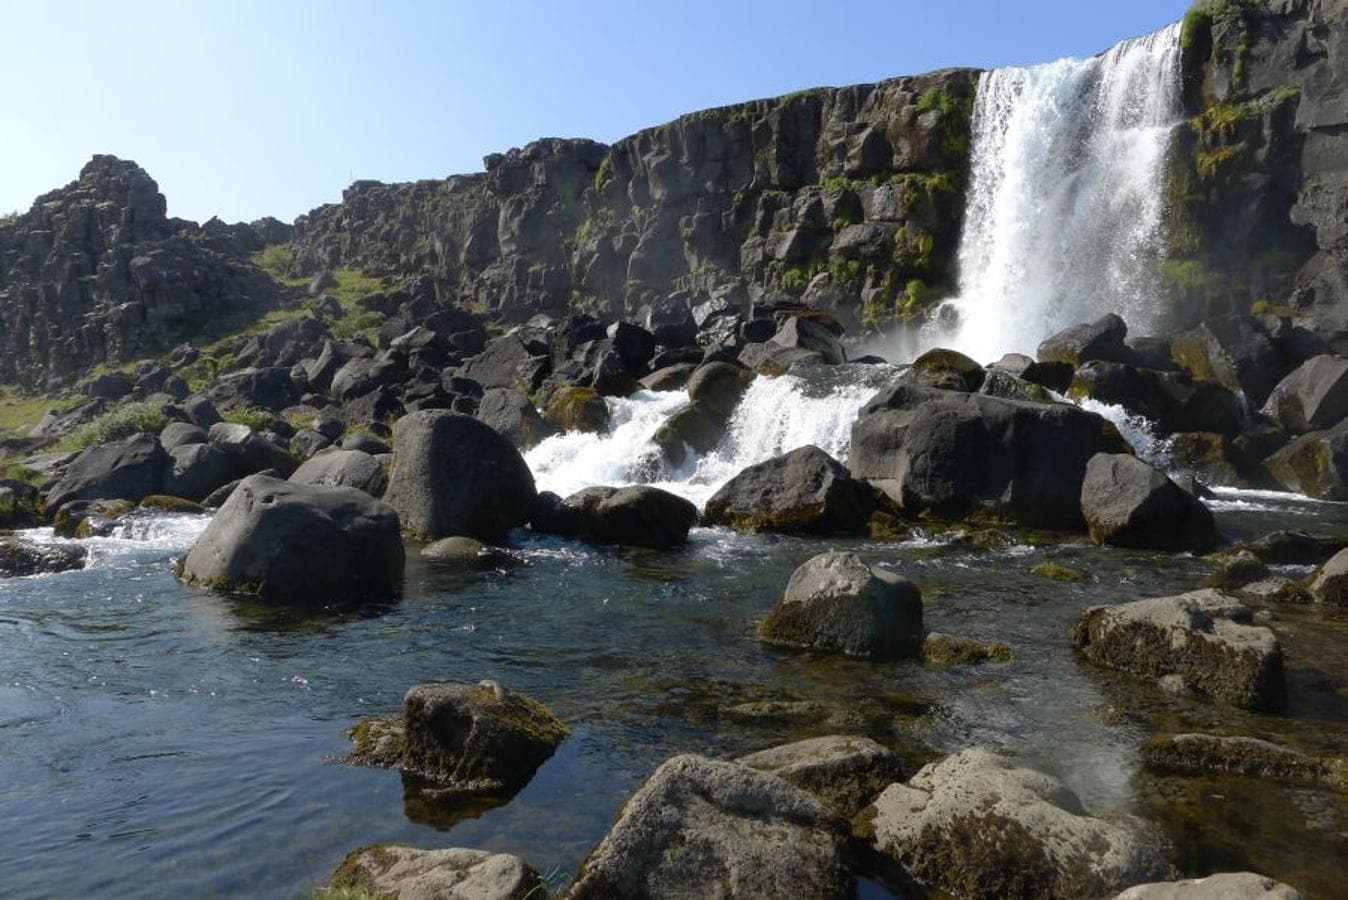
[685,361,754,420]
[0,480,42,529]
[420,536,514,569]
[907,348,986,391]
[850,387,1125,530]
[703,445,872,535]
[183,395,223,429]
[1069,361,1244,436]
[0,540,88,577]
[1262,420,1348,499]
[568,754,851,900]
[288,429,331,460]
[771,315,845,364]
[1037,313,1130,366]
[737,735,911,817]
[1260,354,1348,434]
[532,485,697,549]
[1307,547,1348,604]
[922,632,1015,666]
[1170,316,1290,407]
[289,448,388,497]
[860,749,1171,899]
[1080,453,1219,553]
[348,681,567,795]
[328,845,544,900]
[177,475,404,603]
[207,422,298,478]
[159,421,207,450]
[476,387,556,450]
[542,386,610,433]
[204,366,298,412]
[1072,590,1286,712]
[45,433,167,511]
[760,551,923,659]
[161,442,237,502]
[1139,733,1346,790]
[1113,873,1305,899]
[342,432,392,455]
[639,363,697,391]
[1234,530,1347,566]
[382,411,536,542]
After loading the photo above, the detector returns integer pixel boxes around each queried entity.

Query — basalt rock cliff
[0,156,290,390]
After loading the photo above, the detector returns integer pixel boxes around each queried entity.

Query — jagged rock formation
[1170,0,1348,349]
[288,70,979,333]
[0,155,289,389]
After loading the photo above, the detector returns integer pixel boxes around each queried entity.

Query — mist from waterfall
[923,22,1184,362]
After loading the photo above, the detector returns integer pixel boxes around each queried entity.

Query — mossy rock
[138,494,205,513]
[922,632,1015,666]
[1140,733,1347,790]
[543,386,609,433]
[1031,562,1086,583]
[867,511,911,540]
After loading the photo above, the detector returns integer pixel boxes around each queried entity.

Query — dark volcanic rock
[382,411,536,542]
[0,540,88,577]
[475,387,556,450]
[1037,313,1130,367]
[533,485,697,549]
[289,448,388,497]
[177,474,404,603]
[703,445,872,535]
[1080,453,1219,553]
[1263,419,1348,500]
[1260,354,1348,434]
[45,433,167,511]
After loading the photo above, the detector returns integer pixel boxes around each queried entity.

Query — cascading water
[525,365,893,506]
[926,23,1184,362]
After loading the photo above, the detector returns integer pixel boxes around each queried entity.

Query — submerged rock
[532,485,697,549]
[922,632,1014,666]
[382,410,536,542]
[860,748,1170,899]
[420,536,514,569]
[1114,872,1306,899]
[1080,453,1219,553]
[347,681,567,796]
[738,735,912,817]
[0,540,88,577]
[703,444,872,535]
[329,844,544,900]
[177,474,404,603]
[568,754,851,900]
[1072,590,1286,712]
[1139,733,1346,790]
[759,551,923,659]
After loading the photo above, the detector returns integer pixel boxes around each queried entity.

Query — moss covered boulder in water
[1072,590,1286,712]
[760,551,923,659]
[859,749,1172,899]
[1139,733,1347,790]
[328,844,545,899]
[347,680,567,796]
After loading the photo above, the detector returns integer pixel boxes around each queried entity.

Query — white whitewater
[925,22,1184,361]
[526,367,891,506]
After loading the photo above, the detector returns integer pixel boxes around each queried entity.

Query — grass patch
[61,402,170,450]
[221,407,276,431]
[0,387,64,439]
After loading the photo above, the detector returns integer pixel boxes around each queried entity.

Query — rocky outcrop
[287,72,980,335]
[568,754,852,900]
[0,156,285,389]
[759,551,923,659]
[177,474,404,602]
[1072,590,1286,712]
[859,749,1171,899]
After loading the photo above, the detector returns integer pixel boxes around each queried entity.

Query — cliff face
[1170,0,1348,346]
[289,69,980,333]
[0,156,289,390]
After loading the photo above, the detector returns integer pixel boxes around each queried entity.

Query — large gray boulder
[759,551,923,659]
[207,422,298,478]
[531,485,697,549]
[161,442,237,502]
[738,735,910,817]
[1073,590,1286,712]
[1114,873,1305,899]
[45,433,167,511]
[1080,453,1219,553]
[652,362,754,467]
[568,754,852,900]
[475,387,556,450]
[382,411,536,542]
[1069,361,1244,436]
[850,386,1124,530]
[860,749,1171,899]
[1307,547,1348,605]
[1170,316,1290,408]
[289,448,387,497]
[177,475,403,603]
[1260,354,1348,434]
[328,845,544,900]
[1037,313,1130,366]
[703,445,872,535]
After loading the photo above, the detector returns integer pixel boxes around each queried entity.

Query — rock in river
[328,845,545,900]
[703,444,872,535]
[1072,590,1286,712]
[1080,453,1219,553]
[177,474,404,603]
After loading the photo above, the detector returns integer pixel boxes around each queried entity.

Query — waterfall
[525,365,893,506]
[926,22,1184,362]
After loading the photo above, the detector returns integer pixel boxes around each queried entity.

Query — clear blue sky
[0,0,1187,224]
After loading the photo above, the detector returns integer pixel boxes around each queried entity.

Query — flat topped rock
[738,734,911,816]
[861,748,1171,899]
[1114,872,1305,899]
[1073,590,1286,712]
[329,844,544,900]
